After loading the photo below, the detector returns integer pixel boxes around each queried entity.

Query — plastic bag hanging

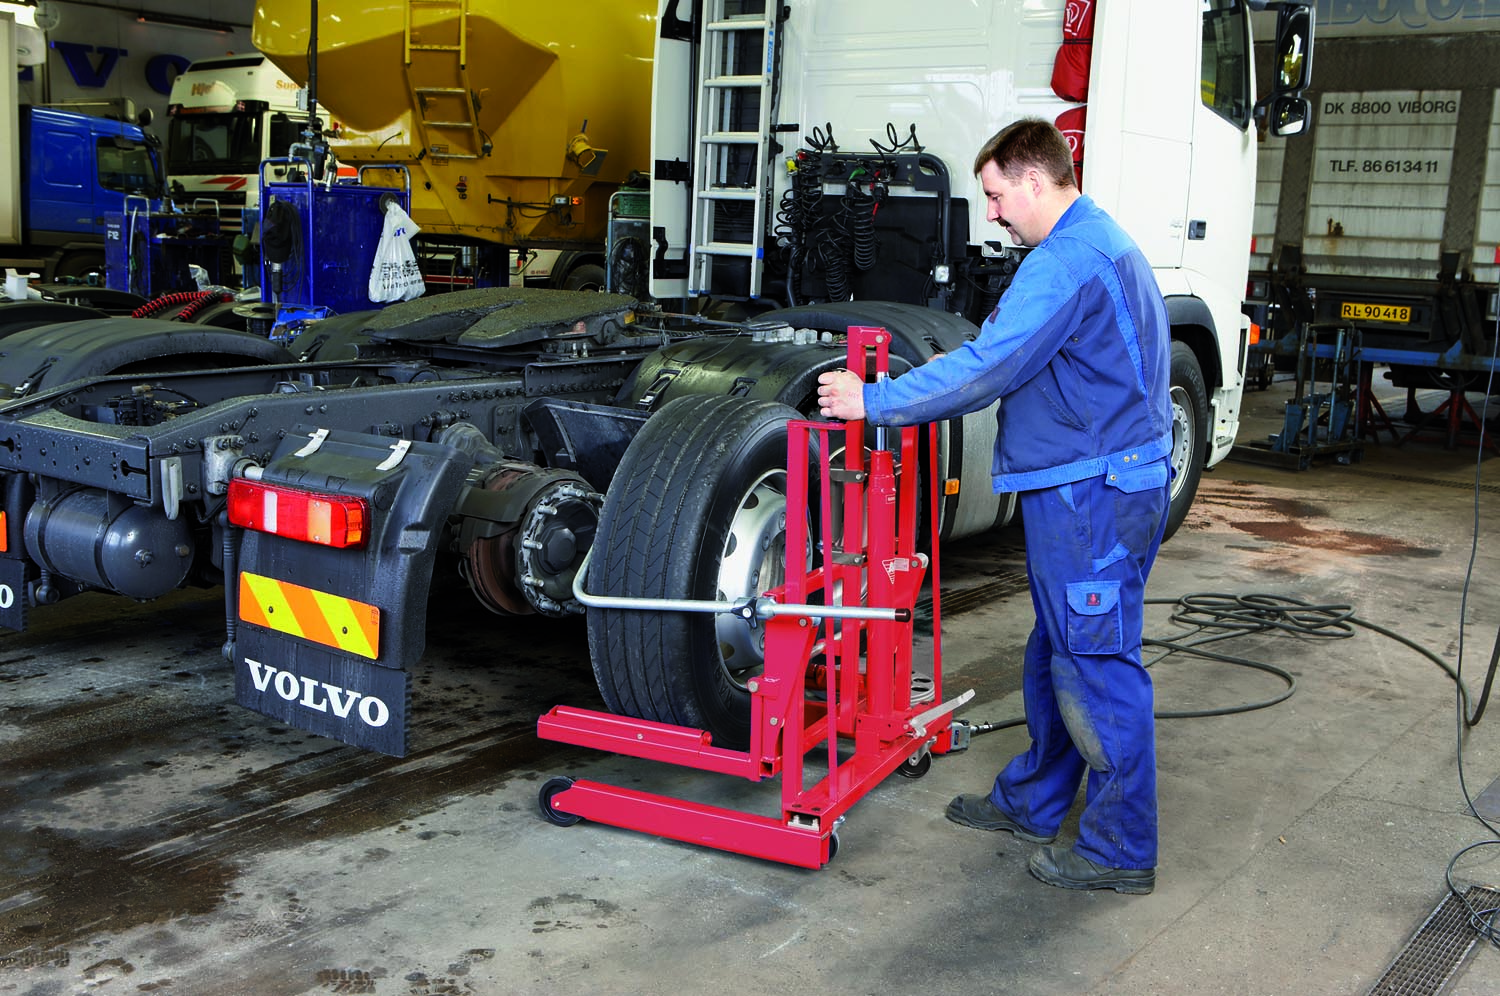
[368,197,426,303]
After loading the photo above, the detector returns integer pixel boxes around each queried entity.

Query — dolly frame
[535,326,970,867]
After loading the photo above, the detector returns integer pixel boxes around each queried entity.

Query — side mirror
[137,107,153,128]
[1273,6,1313,94]
[1267,94,1311,138]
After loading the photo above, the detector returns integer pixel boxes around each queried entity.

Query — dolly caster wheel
[826,831,840,864]
[897,750,932,778]
[539,776,582,826]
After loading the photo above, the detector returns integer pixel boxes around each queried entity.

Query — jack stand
[1355,361,1400,444]
[535,327,970,868]
[1397,380,1500,455]
[1259,322,1364,469]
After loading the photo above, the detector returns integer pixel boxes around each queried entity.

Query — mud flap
[232,426,470,756]
[235,640,411,756]
[0,557,28,632]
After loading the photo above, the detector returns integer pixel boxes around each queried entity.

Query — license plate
[1340,301,1412,323]
[238,572,381,659]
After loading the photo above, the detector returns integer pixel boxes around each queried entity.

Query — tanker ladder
[535,326,972,868]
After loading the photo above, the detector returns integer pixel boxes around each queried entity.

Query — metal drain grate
[914,571,1030,627]
[1366,886,1500,995]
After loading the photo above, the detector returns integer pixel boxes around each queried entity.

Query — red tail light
[227,479,367,549]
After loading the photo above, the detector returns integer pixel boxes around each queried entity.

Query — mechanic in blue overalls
[816,118,1171,894]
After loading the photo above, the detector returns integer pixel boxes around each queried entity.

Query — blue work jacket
[864,195,1172,493]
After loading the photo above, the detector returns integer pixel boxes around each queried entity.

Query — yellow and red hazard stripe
[238,572,381,659]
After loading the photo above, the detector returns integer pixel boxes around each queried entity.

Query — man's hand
[816,369,866,421]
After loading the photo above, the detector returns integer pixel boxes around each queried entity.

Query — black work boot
[1028,845,1155,894]
[944,795,1056,843]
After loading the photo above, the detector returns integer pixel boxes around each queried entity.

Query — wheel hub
[463,467,600,617]
[1169,385,1193,500]
[516,481,600,615]
[714,471,798,690]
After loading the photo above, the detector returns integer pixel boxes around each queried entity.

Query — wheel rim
[714,469,795,691]
[1169,384,1195,503]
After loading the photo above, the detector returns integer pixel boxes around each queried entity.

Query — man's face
[980,160,1037,247]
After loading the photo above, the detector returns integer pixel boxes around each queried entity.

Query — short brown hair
[972,118,1077,190]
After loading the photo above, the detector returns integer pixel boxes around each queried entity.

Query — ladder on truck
[402,0,485,160]
[688,0,778,298]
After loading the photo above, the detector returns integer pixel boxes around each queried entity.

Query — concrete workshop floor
[3,368,1500,995]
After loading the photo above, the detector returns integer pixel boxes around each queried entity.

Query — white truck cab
[165,54,320,238]
[648,0,1313,537]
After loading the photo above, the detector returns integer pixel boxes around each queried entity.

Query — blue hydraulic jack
[1265,322,1364,469]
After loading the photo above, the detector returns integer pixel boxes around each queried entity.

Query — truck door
[1181,0,1258,332]
[1082,2,1195,270]
[28,115,97,235]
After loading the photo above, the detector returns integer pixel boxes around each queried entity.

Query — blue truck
[1,101,164,284]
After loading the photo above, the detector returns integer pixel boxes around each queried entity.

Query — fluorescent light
[135,10,234,33]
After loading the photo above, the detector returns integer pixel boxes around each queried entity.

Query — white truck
[164,54,321,260]
[639,0,1312,538]
[0,0,1313,756]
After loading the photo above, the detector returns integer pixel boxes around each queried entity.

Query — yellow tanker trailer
[252,0,655,282]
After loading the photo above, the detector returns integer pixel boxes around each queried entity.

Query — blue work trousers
[990,468,1168,870]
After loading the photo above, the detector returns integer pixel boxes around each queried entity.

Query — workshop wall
[8,1,257,130]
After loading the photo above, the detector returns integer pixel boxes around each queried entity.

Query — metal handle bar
[571,548,909,623]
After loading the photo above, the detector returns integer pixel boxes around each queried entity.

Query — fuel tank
[253,0,656,248]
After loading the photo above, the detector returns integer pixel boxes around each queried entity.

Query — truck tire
[51,250,106,284]
[1165,341,1208,540]
[758,300,1013,540]
[587,394,809,748]
[562,263,606,293]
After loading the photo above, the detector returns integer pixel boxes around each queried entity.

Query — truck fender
[754,301,1012,540]
[615,335,853,414]
[0,318,291,395]
[757,300,976,361]
[1163,294,1221,390]
[0,301,110,341]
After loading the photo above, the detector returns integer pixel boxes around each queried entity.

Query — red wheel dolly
[536,327,972,868]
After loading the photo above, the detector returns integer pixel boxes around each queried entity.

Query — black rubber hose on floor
[955,591,1500,733]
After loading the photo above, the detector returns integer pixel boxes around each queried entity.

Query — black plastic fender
[753,300,1005,540]
[757,300,980,362]
[615,334,898,414]
[0,317,290,395]
[0,301,110,341]
[232,426,471,756]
